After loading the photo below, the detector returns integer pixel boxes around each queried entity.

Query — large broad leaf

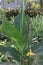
[2,17,26,52]
[14,11,22,32]
[14,11,26,33]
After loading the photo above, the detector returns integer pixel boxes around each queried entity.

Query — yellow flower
[26,49,35,56]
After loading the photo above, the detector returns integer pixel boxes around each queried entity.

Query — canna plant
[0,0,43,65]
[1,13,43,65]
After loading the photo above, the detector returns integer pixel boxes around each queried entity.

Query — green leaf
[14,11,26,33]
[2,17,26,52]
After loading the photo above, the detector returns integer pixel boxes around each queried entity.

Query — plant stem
[20,0,24,33]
